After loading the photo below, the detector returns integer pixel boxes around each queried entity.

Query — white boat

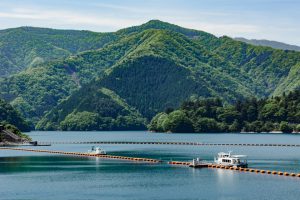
[214,151,248,167]
[88,146,106,155]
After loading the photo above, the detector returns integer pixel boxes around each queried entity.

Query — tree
[296,124,300,132]
[259,102,279,122]
[162,110,194,133]
[229,120,242,132]
[217,107,240,124]
[280,121,293,133]
[194,118,220,133]
[156,113,169,132]
[60,112,99,131]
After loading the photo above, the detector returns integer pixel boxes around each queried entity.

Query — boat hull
[215,163,248,168]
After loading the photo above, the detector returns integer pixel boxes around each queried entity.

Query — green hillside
[210,37,300,96]
[0,26,116,77]
[36,87,146,131]
[148,90,300,133]
[0,20,300,130]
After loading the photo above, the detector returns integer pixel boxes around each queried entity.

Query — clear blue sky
[0,0,299,45]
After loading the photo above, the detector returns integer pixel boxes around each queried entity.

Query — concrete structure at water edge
[0,125,22,143]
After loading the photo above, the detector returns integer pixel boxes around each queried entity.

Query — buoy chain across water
[0,147,161,163]
[33,141,300,147]
[1,147,299,178]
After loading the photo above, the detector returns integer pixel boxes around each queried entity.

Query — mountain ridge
[234,37,300,52]
[0,20,300,130]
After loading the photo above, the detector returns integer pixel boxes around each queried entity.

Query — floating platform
[189,163,210,168]
[169,161,300,178]
[29,141,51,146]
[1,147,299,179]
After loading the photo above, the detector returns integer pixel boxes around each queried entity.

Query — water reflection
[1,131,300,200]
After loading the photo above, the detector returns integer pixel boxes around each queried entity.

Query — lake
[1,131,300,200]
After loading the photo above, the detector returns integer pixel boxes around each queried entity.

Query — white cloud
[0,6,261,36]
[0,7,143,29]
[92,2,154,14]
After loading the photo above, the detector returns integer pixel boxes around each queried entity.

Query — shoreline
[24,130,300,134]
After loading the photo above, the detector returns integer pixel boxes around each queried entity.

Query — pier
[1,146,299,179]
[168,161,300,178]
[0,147,161,163]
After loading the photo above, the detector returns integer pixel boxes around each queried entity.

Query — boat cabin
[214,152,247,167]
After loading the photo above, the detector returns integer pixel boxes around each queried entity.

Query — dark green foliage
[161,110,194,133]
[0,98,30,131]
[149,90,300,133]
[60,112,105,131]
[279,121,293,133]
[36,87,146,131]
[147,113,168,132]
[296,124,300,132]
[100,55,212,119]
[147,111,193,133]
[194,118,221,133]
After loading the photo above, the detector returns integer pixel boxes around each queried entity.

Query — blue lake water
[0,131,300,200]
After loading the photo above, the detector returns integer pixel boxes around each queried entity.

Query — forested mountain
[0,27,116,77]
[235,37,300,52]
[36,87,146,131]
[0,20,300,130]
[148,90,300,133]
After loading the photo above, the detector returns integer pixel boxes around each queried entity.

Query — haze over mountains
[235,37,300,52]
[0,20,300,130]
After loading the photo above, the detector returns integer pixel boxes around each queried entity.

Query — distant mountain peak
[235,37,300,52]
[117,19,216,40]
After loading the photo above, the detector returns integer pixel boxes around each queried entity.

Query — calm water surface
[0,131,300,200]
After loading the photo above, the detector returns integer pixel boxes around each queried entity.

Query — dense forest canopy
[0,27,117,77]
[148,90,300,133]
[36,87,146,131]
[0,20,300,131]
[0,98,30,132]
[0,98,31,140]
